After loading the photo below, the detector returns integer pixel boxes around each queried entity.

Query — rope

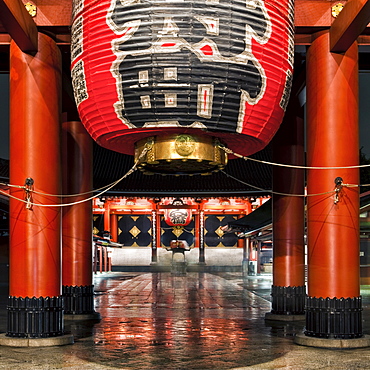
[0,146,149,209]
[6,164,137,208]
[2,145,150,208]
[219,146,370,170]
[221,170,336,198]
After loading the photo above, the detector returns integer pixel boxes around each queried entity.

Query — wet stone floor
[1,272,370,369]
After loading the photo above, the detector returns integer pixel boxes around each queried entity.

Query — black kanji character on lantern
[107,0,271,132]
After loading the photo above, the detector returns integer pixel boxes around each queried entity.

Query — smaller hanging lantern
[164,198,192,227]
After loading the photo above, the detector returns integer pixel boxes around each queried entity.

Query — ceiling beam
[330,0,370,53]
[0,0,38,52]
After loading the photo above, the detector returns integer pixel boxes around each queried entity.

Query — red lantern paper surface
[71,0,294,157]
[164,199,192,227]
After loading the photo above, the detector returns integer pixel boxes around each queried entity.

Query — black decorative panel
[93,214,104,236]
[205,215,238,247]
[7,296,64,338]
[62,285,95,315]
[271,285,306,315]
[305,296,363,339]
[118,214,152,247]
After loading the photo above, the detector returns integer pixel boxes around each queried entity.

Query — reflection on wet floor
[76,272,289,370]
[1,272,370,369]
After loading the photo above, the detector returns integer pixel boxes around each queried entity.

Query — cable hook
[334,177,343,204]
[24,177,34,210]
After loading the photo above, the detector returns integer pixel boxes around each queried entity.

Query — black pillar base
[7,296,64,338]
[271,285,306,315]
[305,296,363,339]
[62,285,96,315]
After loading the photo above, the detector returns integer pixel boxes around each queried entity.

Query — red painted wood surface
[330,0,370,52]
[272,97,305,288]
[306,31,359,299]
[62,121,93,287]
[0,0,38,51]
[110,214,118,243]
[9,33,62,298]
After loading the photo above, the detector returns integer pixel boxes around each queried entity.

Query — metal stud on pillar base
[294,296,370,348]
[7,296,64,338]
[0,296,74,347]
[63,285,101,321]
[305,296,362,339]
[265,286,306,321]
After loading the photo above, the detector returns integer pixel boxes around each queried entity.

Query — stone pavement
[0,272,370,369]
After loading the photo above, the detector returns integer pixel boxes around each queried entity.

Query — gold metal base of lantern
[134,134,227,175]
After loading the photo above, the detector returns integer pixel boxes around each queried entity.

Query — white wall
[110,247,244,266]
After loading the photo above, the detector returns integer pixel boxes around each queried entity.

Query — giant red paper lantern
[71,0,294,174]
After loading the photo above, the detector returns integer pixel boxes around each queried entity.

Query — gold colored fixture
[215,226,225,238]
[331,3,344,18]
[172,226,184,238]
[129,226,141,238]
[135,134,227,175]
[24,2,37,17]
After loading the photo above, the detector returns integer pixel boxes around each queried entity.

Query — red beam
[0,0,37,52]
[330,0,370,52]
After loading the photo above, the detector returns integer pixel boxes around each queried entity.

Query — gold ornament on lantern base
[134,134,227,175]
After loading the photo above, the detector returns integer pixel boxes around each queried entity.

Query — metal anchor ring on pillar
[24,177,34,210]
[334,177,343,204]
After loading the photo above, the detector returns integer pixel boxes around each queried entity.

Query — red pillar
[306,32,361,338]
[110,214,118,242]
[104,200,110,233]
[8,34,63,337]
[195,211,199,249]
[269,96,305,317]
[62,121,97,317]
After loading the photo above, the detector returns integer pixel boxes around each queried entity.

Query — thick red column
[62,121,98,317]
[306,31,361,338]
[268,96,306,318]
[8,33,63,337]
[110,214,118,242]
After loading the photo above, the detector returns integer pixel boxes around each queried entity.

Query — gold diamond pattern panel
[117,215,153,247]
[129,225,141,238]
[205,215,238,248]
[215,226,224,238]
[172,226,184,238]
